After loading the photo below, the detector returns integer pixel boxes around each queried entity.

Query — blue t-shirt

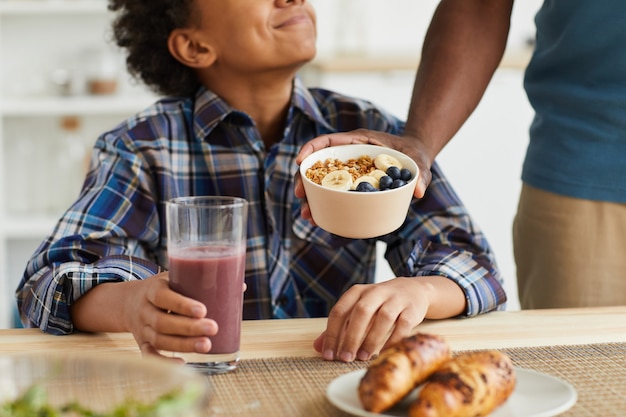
[523,0,626,203]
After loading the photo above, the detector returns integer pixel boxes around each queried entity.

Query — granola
[305,155,377,185]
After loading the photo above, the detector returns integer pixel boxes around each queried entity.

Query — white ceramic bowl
[0,352,210,416]
[299,144,418,239]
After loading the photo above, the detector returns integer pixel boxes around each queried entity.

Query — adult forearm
[405,0,514,162]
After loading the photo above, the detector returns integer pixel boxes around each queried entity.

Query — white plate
[326,368,577,417]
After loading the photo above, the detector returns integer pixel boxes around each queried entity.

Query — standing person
[297,0,626,309]
[16,0,506,364]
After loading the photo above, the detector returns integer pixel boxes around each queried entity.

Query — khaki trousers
[513,184,626,309]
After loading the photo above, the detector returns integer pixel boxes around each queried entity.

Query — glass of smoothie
[166,196,248,374]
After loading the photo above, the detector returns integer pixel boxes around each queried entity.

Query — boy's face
[196,0,317,74]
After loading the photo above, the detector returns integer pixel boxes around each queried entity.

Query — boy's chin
[289,51,317,69]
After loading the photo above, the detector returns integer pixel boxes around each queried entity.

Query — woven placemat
[204,342,626,417]
[500,343,626,417]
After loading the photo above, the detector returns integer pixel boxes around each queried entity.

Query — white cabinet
[0,0,156,328]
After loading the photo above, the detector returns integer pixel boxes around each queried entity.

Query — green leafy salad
[0,383,200,417]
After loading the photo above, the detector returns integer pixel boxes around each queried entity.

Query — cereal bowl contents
[299,144,418,238]
[306,152,414,192]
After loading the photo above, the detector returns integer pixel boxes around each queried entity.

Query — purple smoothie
[168,245,245,354]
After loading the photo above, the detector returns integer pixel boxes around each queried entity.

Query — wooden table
[2,306,626,416]
[2,306,625,357]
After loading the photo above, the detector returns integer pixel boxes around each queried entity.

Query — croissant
[358,333,451,413]
[409,350,516,417]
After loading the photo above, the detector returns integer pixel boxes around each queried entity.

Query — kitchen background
[0,0,543,328]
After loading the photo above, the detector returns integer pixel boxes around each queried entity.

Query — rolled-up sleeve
[16,133,163,335]
[385,163,507,316]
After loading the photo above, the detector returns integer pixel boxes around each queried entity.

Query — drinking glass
[166,196,248,374]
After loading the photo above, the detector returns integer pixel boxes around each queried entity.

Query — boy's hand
[124,272,218,360]
[313,278,430,363]
[314,276,466,362]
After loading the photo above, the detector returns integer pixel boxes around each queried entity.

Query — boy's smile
[273,11,315,30]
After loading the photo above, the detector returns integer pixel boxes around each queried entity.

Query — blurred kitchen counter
[304,47,533,73]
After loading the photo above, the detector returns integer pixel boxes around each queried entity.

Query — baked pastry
[358,333,451,413]
[409,350,516,417]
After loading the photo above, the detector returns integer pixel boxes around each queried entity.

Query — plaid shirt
[16,78,506,335]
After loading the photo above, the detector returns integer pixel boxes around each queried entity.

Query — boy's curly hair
[108,0,200,97]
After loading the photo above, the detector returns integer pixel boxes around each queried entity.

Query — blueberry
[356,182,377,192]
[390,179,406,189]
[400,168,412,182]
[386,166,401,180]
[379,175,393,190]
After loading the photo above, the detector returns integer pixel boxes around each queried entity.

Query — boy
[16,0,506,363]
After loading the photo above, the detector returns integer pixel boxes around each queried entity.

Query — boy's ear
[168,28,216,68]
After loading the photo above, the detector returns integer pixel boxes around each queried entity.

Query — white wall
[312,0,542,58]
[436,69,532,311]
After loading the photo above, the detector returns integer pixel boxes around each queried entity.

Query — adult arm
[296,0,514,197]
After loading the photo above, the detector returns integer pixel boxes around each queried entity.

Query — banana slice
[374,153,403,172]
[353,175,380,190]
[321,170,353,191]
[369,169,388,181]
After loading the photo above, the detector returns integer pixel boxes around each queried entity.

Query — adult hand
[312,277,431,362]
[295,130,433,202]
[123,272,218,361]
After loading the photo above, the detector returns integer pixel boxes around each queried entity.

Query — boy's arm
[16,254,160,335]
[317,162,506,362]
[70,273,217,357]
[15,139,162,335]
[297,0,514,197]
[314,275,466,362]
